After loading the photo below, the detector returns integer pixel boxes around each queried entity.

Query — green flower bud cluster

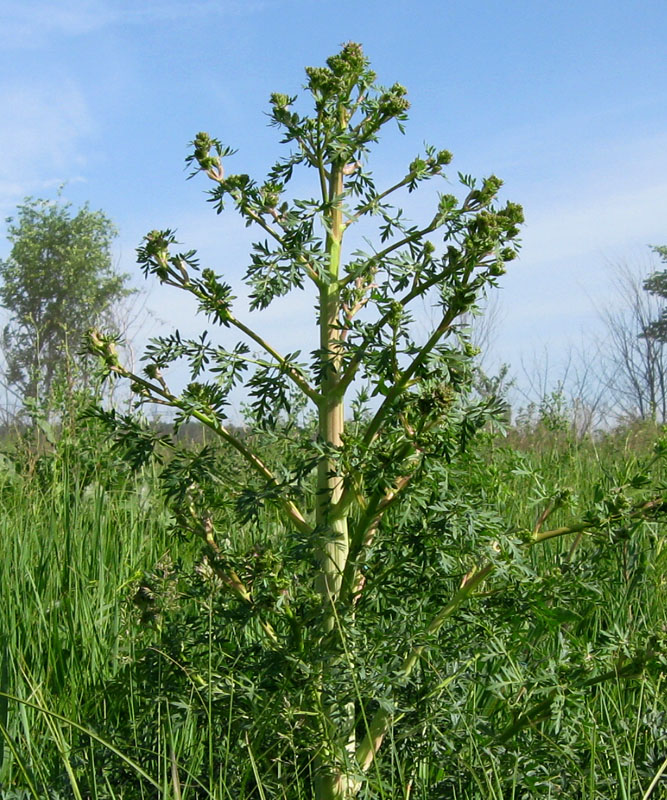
[378,83,410,118]
[269,93,299,126]
[465,200,524,255]
[476,175,503,205]
[465,211,500,249]
[437,194,458,218]
[270,93,291,109]
[464,175,504,209]
[416,382,456,417]
[306,43,375,115]
[144,363,160,380]
[220,174,251,194]
[138,229,175,281]
[388,299,404,328]
[409,157,427,174]
[481,174,503,198]
[85,328,119,369]
[407,149,453,192]
[326,41,369,80]
[496,201,524,239]
[130,381,149,397]
[260,181,282,209]
[192,131,220,174]
[142,229,171,262]
[186,134,235,182]
[198,268,233,324]
[305,66,341,98]
[184,381,207,402]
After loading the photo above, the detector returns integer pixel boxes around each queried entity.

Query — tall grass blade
[642,755,667,800]
[0,690,162,792]
[0,634,7,770]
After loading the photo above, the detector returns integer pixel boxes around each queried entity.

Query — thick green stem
[313,160,357,800]
[315,162,349,619]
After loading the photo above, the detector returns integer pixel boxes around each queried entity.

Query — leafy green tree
[0,194,131,403]
[88,44,666,800]
[642,245,667,340]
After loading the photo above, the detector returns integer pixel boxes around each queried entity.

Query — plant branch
[314,110,331,204]
[244,208,324,287]
[213,194,323,288]
[534,496,665,544]
[110,365,313,536]
[205,553,279,646]
[244,207,286,242]
[227,311,322,405]
[359,306,461,450]
[340,217,441,289]
[343,174,414,228]
[493,652,652,745]
[336,256,473,398]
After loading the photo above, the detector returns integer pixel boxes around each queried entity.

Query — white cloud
[122,0,275,23]
[0,0,278,48]
[0,79,92,216]
[492,123,667,320]
[0,0,113,48]
[521,182,667,269]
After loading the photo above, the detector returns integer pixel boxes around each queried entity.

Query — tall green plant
[86,44,664,799]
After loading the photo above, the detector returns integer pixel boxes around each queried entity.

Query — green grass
[0,421,665,798]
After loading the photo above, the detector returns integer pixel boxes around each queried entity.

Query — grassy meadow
[0,407,665,800]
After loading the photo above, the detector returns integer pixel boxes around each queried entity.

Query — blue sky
[1,0,666,403]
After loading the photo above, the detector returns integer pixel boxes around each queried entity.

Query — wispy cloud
[473,123,667,375]
[0,0,278,48]
[123,0,276,23]
[0,79,92,215]
[518,129,667,266]
[0,1,113,48]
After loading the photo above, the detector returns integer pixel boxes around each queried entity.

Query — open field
[0,415,665,799]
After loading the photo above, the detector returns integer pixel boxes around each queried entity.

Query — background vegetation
[0,193,131,410]
[0,401,665,799]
